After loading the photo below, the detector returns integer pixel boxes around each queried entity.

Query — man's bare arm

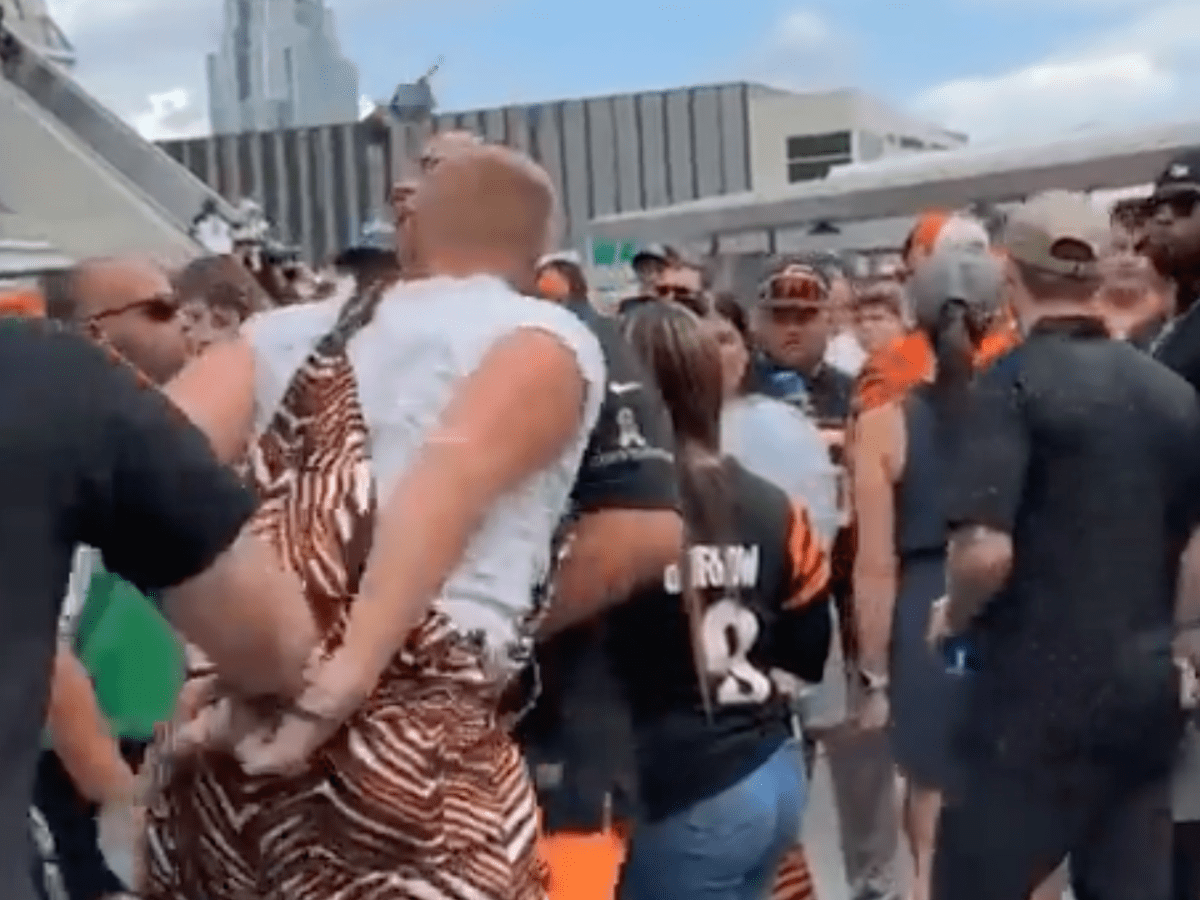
[538,508,683,637]
[851,404,901,676]
[165,337,257,465]
[340,328,595,681]
[944,525,1013,634]
[46,647,137,805]
[160,530,316,698]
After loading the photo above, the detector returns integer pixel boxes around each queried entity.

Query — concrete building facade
[206,0,359,135]
[160,82,958,263]
[748,88,966,194]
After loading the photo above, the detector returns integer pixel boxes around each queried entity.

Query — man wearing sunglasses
[1138,150,1200,900]
[45,258,189,386]
[34,257,210,900]
[1145,151,1200,386]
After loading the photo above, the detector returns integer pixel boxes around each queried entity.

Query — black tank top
[896,386,949,561]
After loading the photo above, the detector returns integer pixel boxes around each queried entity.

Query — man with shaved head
[46,257,190,385]
[142,142,605,900]
[33,255,218,900]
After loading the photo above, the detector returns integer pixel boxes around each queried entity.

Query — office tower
[207,0,358,135]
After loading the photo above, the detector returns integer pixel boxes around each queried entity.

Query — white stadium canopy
[589,119,1200,245]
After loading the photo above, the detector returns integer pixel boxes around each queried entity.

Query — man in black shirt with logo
[0,319,318,900]
[932,192,1200,900]
[1140,149,1200,900]
[521,255,683,875]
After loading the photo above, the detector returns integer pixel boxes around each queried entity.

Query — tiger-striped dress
[771,845,818,900]
[142,277,604,900]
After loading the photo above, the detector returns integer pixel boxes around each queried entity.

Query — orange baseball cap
[903,211,990,264]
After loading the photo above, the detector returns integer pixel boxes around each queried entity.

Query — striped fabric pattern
[771,844,818,900]
[142,289,547,900]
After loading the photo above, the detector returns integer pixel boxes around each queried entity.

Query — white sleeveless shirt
[243,275,606,655]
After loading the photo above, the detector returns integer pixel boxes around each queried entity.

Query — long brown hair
[623,300,733,719]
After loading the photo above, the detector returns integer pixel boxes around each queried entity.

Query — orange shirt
[974,317,1021,371]
[0,288,45,318]
[853,331,935,414]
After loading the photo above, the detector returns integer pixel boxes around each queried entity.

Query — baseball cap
[536,249,583,271]
[1003,191,1108,280]
[632,244,676,270]
[757,262,829,307]
[904,211,989,263]
[1153,149,1200,199]
[908,245,1005,334]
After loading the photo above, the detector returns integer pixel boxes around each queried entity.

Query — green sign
[592,241,638,267]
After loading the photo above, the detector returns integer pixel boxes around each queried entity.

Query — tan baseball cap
[1003,191,1109,280]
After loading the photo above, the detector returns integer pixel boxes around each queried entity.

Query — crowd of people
[5,131,1200,900]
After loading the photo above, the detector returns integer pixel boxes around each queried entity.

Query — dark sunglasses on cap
[87,292,180,325]
[1151,191,1200,220]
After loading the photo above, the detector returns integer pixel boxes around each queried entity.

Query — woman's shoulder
[728,394,824,440]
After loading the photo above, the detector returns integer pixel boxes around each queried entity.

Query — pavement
[802,746,873,900]
[802,748,1071,900]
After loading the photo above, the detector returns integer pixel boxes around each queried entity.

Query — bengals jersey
[606,458,831,821]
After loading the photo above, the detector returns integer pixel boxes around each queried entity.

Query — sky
[42,0,1200,147]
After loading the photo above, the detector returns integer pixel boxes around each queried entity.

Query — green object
[592,241,616,266]
[73,565,185,740]
[591,240,638,267]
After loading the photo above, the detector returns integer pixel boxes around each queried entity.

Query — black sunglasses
[87,293,180,325]
[1151,192,1200,220]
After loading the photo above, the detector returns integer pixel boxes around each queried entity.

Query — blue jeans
[619,739,807,900]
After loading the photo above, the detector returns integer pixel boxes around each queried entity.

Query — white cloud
[748,8,855,92]
[775,10,832,51]
[131,88,206,141]
[913,0,1200,143]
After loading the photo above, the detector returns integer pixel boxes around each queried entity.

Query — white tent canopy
[589,120,1200,244]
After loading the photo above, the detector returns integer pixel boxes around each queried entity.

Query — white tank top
[243,275,606,653]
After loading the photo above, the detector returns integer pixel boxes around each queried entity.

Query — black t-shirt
[0,321,255,898]
[1153,289,1200,391]
[947,315,1200,780]
[564,298,678,513]
[606,458,831,821]
[517,298,680,832]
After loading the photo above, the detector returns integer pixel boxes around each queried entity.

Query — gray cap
[1003,190,1108,280]
[908,244,1005,333]
[632,243,676,269]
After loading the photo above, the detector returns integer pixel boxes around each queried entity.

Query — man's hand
[1178,657,1200,710]
[927,595,952,651]
[856,687,889,731]
[234,647,376,776]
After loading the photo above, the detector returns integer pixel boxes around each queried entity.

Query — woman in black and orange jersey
[852,243,1005,900]
[608,300,833,900]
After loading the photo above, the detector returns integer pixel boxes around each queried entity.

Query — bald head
[421,130,482,169]
[405,144,559,291]
[53,255,190,383]
[66,257,167,318]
